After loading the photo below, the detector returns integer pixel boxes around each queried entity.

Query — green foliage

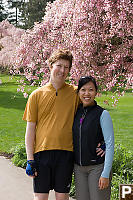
[11,143,27,168]
[0,0,8,22]
[111,173,132,200]
[112,144,133,181]
[6,0,55,29]
[69,174,76,198]
[111,144,133,199]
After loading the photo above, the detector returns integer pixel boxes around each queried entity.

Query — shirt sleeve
[22,91,38,122]
[100,110,114,178]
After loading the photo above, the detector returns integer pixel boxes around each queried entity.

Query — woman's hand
[99,177,109,190]
[96,142,106,157]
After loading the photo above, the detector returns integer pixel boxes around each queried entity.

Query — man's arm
[25,121,36,160]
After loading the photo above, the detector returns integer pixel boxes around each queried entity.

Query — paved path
[0,156,74,200]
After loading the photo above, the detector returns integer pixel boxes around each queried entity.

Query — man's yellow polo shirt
[23,82,79,154]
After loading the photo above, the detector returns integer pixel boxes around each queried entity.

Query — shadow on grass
[0,91,27,110]
[1,82,20,86]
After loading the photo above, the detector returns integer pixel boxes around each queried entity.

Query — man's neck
[50,79,65,90]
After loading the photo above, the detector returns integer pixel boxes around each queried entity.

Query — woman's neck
[83,101,96,108]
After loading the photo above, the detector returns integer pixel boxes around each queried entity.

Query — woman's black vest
[73,102,105,166]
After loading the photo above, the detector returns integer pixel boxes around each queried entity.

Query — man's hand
[96,142,106,157]
[26,160,37,177]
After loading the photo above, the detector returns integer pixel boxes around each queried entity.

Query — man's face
[50,59,70,83]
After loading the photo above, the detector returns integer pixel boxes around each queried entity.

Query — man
[23,49,104,200]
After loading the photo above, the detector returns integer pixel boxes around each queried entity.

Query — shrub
[112,144,133,182]
[111,173,133,200]
[69,173,76,198]
[11,143,27,168]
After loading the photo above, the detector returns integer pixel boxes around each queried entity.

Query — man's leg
[55,192,69,200]
[54,151,74,200]
[34,193,49,200]
[33,152,52,199]
[34,191,69,200]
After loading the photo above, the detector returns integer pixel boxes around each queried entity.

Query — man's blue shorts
[33,150,74,193]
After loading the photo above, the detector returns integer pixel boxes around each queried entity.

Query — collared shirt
[23,82,79,153]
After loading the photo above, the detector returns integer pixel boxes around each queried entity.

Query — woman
[73,76,114,200]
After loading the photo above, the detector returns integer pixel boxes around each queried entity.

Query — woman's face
[79,81,97,107]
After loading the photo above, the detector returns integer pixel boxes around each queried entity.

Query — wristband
[26,160,37,176]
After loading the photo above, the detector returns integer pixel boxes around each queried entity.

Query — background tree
[20,0,51,29]
[0,0,8,22]
[6,0,55,29]
[0,20,25,69]
[12,0,132,93]
[1,0,132,98]
[7,0,23,26]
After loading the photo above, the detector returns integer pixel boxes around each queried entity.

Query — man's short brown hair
[48,49,73,69]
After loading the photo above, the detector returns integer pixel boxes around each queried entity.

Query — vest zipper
[79,123,82,166]
[79,108,87,166]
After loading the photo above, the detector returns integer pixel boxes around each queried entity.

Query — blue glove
[26,160,37,176]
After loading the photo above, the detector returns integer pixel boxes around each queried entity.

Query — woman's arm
[98,110,114,189]
[100,110,114,178]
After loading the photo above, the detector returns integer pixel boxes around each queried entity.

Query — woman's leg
[88,163,111,200]
[74,164,90,200]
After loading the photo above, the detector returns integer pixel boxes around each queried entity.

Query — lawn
[0,73,133,153]
[0,73,36,153]
[96,93,133,152]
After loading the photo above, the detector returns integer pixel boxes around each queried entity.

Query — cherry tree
[12,0,133,97]
[0,20,25,69]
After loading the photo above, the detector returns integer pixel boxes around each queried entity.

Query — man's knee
[34,193,49,200]
[55,192,69,200]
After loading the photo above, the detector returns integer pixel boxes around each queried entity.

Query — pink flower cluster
[0,20,25,68]
[1,0,133,98]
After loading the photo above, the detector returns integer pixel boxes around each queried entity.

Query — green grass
[0,73,37,153]
[0,73,133,153]
[96,93,133,152]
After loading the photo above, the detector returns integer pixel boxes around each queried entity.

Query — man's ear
[49,64,53,71]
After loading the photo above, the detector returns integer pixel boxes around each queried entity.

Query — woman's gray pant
[74,163,111,200]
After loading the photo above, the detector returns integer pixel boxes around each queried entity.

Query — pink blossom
[0,20,25,68]
[23,92,28,98]
[0,0,132,94]
[17,88,20,92]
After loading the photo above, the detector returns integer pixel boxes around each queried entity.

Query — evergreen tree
[0,0,8,22]
[20,0,55,29]
[7,0,23,26]
[5,0,55,29]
